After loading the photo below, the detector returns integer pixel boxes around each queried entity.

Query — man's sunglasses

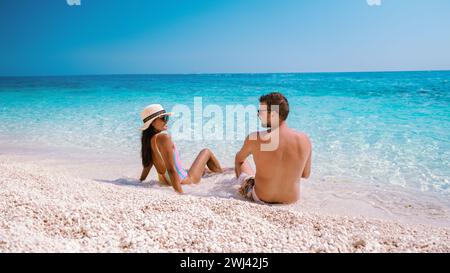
[257,109,269,115]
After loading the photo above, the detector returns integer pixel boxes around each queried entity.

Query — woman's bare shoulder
[155,132,173,146]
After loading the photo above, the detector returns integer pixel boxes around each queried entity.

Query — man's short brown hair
[259,92,289,121]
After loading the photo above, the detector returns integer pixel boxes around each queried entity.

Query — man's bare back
[235,92,312,204]
[235,124,311,204]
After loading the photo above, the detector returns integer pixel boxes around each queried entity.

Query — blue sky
[1,0,449,76]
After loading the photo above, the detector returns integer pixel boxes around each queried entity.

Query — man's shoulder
[246,130,264,140]
[290,130,311,145]
[247,130,272,142]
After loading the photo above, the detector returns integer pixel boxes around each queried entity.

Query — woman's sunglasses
[158,115,170,122]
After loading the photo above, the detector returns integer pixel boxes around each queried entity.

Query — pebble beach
[1,156,449,253]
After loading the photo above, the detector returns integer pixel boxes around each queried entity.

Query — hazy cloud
[367,0,381,6]
[66,0,81,6]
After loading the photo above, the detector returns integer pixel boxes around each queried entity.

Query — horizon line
[1,68,449,78]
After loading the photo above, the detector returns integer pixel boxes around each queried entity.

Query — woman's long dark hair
[141,125,158,167]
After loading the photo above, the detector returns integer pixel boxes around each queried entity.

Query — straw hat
[140,104,173,131]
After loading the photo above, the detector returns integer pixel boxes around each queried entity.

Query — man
[234,92,312,204]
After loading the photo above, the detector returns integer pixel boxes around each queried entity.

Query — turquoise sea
[0,71,449,196]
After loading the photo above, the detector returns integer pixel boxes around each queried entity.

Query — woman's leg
[187,148,223,183]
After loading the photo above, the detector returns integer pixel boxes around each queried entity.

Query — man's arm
[234,135,253,178]
[158,134,183,193]
[139,163,153,182]
[301,138,312,179]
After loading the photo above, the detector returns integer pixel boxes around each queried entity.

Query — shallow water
[0,71,449,196]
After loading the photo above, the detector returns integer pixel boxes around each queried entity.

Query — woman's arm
[139,163,153,182]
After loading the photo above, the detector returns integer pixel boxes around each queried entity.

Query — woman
[139,104,223,193]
